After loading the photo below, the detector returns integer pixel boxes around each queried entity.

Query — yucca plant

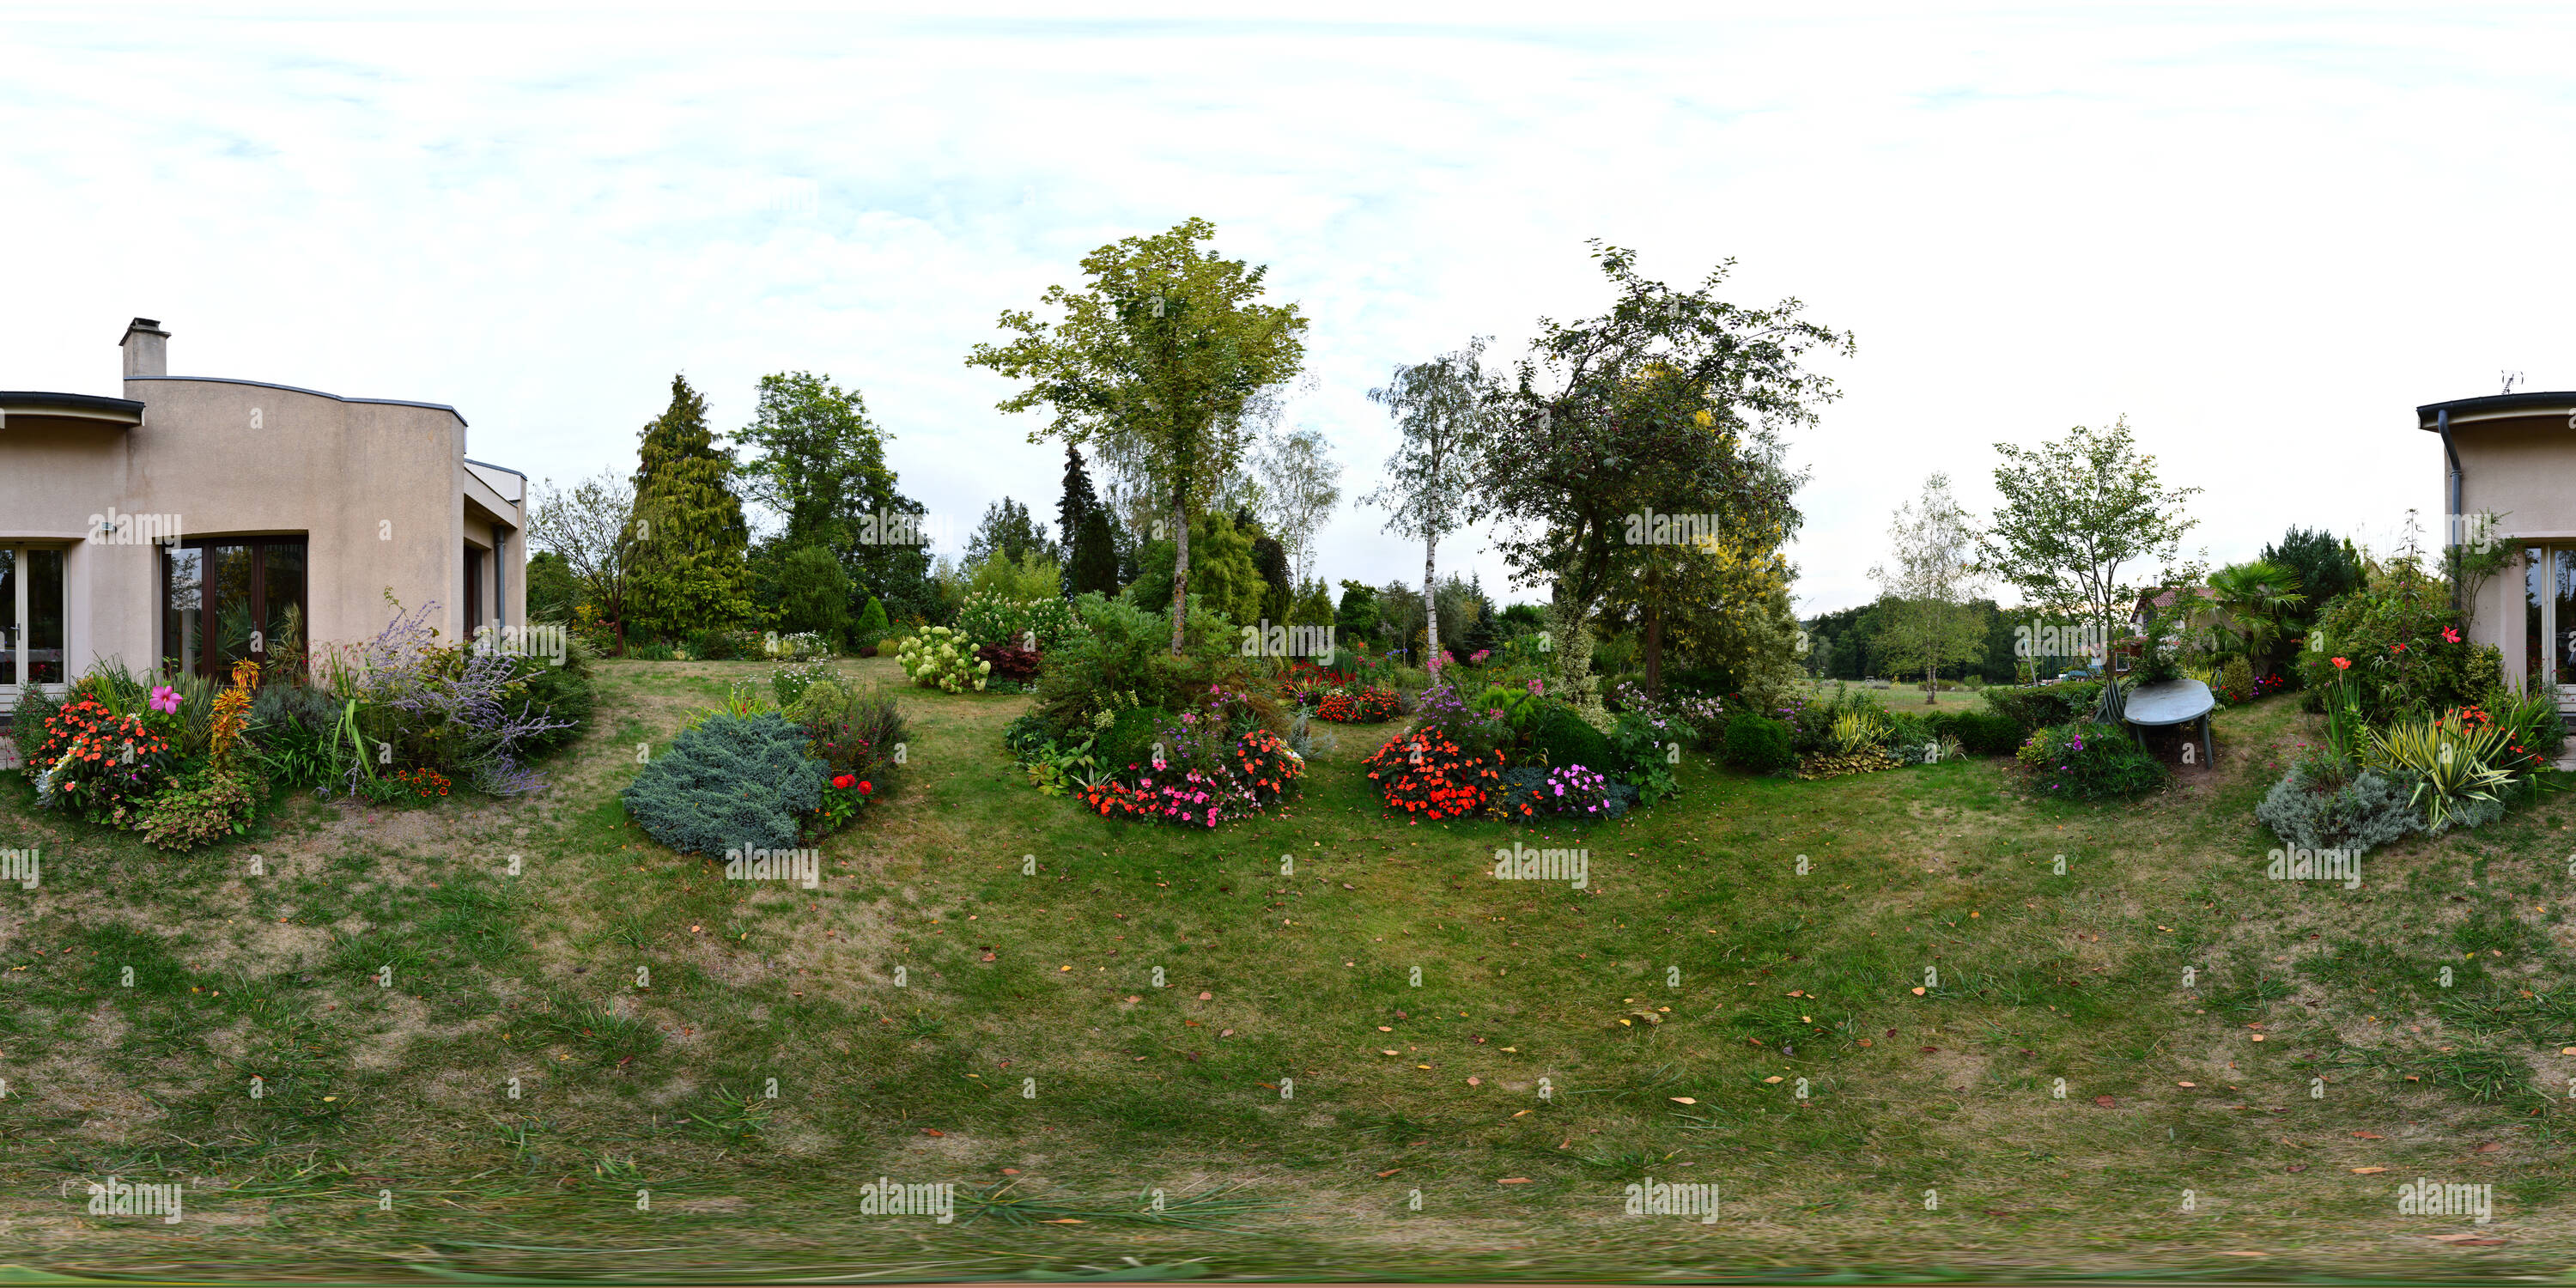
[2364,714,2515,832]
[1831,708,1885,755]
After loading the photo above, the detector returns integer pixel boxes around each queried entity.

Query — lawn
[2,660,2571,1281]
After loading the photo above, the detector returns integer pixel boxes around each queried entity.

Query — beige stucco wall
[0,374,525,687]
[2453,422,2573,696]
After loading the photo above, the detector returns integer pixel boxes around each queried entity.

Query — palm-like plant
[2363,713,2515,832]
[2206,560,2307,664]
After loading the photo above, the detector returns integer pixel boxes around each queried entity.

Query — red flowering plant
[1076,685,1305,828]
[1315,691,1363,723]
[32,696,178,826]
[806,774,876,838]
[1363,727,1504,821]
[1278,660,1354,708]
[391,767,453,799]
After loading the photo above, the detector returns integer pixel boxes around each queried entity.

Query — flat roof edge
[0,390,149,416]
[2416,390,2576,427]
[126,375,468,427]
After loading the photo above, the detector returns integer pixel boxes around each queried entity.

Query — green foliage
[512,654,595,757]
[1128,513,1264,629]
[2263,526,2363,627]
[524,550,580,623]
[1335,580,1382,641]
[1722,714,1797,775]
[1924,709,2022,756]
[771,545,853,641]
[772,660,837,708]
[1984,680,2106,734]
[1067,507,1122,598]
[854,596,890,646]
[966,548,1066,603]
[2253,758,2423,856]
[1289,577,1334,629]
[2015,722,2166,800]
[897,626,990,693]
[1607,710,1680,805]
[2363,714,2516,834]
[136,764,264,851]
[619,713,825,858]
[1980,416,2201,659]
[732,369,938,625]
[966,496,1052,567]
[790,681,907,780]
[956,592,1081,653]
[1095,703,1174,773]
[1481,246,1844,717]
[2218,656,2255,704]
[2203,559,2306,665]
[2294,561,2499,726]
[629,374,756,640]
[965,216,1309,649]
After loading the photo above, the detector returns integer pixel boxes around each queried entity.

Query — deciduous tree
[967,217,1307,652]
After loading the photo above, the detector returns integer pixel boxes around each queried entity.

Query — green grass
[0,661,2570,1280]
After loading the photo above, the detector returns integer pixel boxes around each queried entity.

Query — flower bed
[1077,719,1306,828]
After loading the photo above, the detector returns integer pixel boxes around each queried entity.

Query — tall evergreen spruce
[1057,444,1097,562]
[629,374,754,641]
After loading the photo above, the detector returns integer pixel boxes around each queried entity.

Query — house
[0,319,527,713]
[2421,390,2576,711]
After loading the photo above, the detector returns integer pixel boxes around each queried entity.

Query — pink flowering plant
[2014,720,2166,800]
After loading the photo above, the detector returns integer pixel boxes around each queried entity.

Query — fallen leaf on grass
[1498,1177,1533,1185]
[1911,987,1927,996]
[2352,1132,2384,1139]
[1673,1095,1699,1103]
[2475,1141,2502,1152]
[2093,1096,2115,1108]
[922,1128,945,1137]
[2350,1166,2388,1174]
[1376,1169,1400,1178]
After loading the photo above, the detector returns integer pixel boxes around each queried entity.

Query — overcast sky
[7,3,2572,618]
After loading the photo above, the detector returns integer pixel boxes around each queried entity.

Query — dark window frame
[161,534,309,681]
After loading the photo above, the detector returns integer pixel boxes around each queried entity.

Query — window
[162,536,307,680]
[464,544,485,640]
[0,545,70,695]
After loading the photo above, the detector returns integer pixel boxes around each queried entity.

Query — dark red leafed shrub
[976,643,1041,680]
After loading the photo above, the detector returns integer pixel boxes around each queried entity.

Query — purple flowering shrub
[316,597,578,798]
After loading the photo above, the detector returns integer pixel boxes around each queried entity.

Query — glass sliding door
[0,544,70,708]
[0,548,15,687]
[163,545,204,678]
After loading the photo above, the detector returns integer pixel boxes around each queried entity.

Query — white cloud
[4,4,2573,617]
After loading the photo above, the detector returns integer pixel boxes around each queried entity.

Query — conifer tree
[629,374,754,640]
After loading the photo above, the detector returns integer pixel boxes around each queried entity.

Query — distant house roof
[2135,586,2217,613]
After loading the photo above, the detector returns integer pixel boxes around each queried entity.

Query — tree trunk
[1422,535,1440,683]
[1643,599,1663,698]
[1169,487,1191,654]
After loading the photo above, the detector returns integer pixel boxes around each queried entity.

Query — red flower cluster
[392,767,453,798]
[34,698,173,819]
[1076,728,1305,828]
[1363,729,1503,821]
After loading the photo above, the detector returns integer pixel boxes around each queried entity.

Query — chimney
[121,317,168,379]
